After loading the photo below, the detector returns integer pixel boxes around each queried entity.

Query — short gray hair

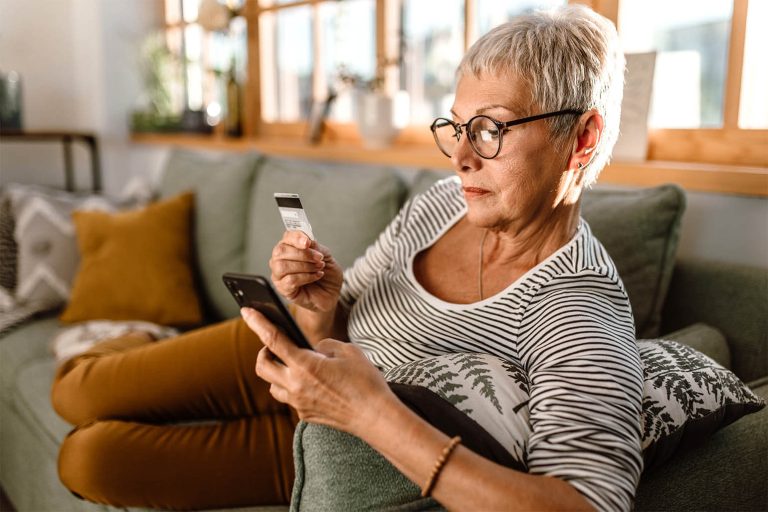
[457,5,624,185]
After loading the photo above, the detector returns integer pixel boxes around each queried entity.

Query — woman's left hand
[241,307,397,437]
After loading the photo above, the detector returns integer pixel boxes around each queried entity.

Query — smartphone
[222,272,313,351]
[274,193,315,240]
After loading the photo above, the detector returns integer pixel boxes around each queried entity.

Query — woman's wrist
[295,303,349,343]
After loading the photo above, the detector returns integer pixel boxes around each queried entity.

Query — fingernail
[316,271,324,277]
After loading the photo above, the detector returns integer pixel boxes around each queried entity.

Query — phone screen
[222,272,313,351]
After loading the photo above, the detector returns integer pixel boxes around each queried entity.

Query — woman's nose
[450,132,480,173]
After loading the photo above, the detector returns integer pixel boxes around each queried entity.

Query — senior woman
[243,4,642,511]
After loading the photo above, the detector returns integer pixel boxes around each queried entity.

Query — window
[738,0,768,129]
[619,0,733,128]
[157,0,766,172]
[162,0,247,128]
[612,0,766,166]
[258,0,376,124]
[399,0,465,124]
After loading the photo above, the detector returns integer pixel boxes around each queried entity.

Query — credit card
[274,193,315,240]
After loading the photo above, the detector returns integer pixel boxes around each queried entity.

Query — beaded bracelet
[420,436,462,498]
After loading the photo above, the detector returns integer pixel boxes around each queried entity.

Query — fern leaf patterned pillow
[638,339,765,469]
[385,353,531,466]
[384,343,764,472]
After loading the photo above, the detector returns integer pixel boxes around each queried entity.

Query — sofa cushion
[581,185,685,339]
[60,192,203,327]
[15,358,72,443]
[243,157,406,278]
[0,315,60,404]
[160,149,259,320]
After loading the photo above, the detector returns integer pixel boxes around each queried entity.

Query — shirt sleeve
[518,277,644,511]
[338,198,411,310]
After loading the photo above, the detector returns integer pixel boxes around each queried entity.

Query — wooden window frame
[140,0,768,196]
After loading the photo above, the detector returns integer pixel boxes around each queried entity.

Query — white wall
[0,0,168,193]
[0,1,765,269]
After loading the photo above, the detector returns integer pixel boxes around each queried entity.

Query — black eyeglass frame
[430,109,584,159]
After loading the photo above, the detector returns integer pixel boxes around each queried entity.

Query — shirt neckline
[405,207,585,311]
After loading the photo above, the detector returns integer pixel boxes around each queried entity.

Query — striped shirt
[340,177,644,511]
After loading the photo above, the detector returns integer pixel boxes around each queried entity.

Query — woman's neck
[481,202,581,271]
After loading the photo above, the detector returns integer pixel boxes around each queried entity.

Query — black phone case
[222,272,313,350]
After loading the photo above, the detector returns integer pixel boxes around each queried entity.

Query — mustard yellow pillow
[60,192,203,327]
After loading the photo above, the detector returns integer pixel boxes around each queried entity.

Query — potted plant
[337,66,408,149]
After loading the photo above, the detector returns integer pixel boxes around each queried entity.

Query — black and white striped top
[340,177,644,511]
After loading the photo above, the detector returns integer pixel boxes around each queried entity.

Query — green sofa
[1,149,766,511]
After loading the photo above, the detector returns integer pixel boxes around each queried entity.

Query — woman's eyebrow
[477,103,524,116]
[451,104,525,121]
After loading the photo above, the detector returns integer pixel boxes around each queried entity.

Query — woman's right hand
[270,231,343,313]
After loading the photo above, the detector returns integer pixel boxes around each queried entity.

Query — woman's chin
[465,208,498,229]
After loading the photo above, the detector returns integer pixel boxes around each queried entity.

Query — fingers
[270,233,326,298]
[281,230,313,250]
[255,345,290,398]
[242,307,300,365]
[271,257,325,281]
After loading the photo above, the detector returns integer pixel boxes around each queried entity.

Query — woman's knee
[58,421,133,506]
[51,333,155,424]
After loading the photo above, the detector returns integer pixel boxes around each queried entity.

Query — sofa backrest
[159,149,259,320]
[159,150,686,342]
[661,258,768,382]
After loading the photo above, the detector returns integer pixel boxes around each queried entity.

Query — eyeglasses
[430,109,583,159]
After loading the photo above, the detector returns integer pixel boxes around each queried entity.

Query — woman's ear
[569,110,603,171]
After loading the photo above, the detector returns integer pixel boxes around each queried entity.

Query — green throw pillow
[581,184,686,339]
[159,149,259,320]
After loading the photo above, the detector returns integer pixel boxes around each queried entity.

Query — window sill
[130,133,768,197]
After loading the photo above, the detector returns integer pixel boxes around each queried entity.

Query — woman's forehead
[452,72,531,119]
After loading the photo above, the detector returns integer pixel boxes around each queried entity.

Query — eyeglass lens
[432,116,502,158]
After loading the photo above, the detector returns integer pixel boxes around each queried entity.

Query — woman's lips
[463,186,491,198]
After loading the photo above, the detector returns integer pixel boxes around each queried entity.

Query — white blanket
[51,320,178,362]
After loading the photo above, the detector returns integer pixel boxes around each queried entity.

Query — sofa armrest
[660,258,768,383]
[635,382,768,511]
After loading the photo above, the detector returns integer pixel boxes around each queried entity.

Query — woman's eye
[476,129,499,142]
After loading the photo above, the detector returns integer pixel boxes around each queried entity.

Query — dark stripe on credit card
[275,196,303,209]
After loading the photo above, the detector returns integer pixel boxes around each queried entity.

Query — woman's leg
[52,318,298,508]
[52,318,286,425]
[58,415,297,509]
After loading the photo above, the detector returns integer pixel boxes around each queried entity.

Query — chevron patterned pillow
[6,184,125,311]
[0,192,17,308]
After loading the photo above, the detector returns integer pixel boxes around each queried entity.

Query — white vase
[353,91,406,149]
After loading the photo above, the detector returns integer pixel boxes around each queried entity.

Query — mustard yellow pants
[51,318,298,511]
